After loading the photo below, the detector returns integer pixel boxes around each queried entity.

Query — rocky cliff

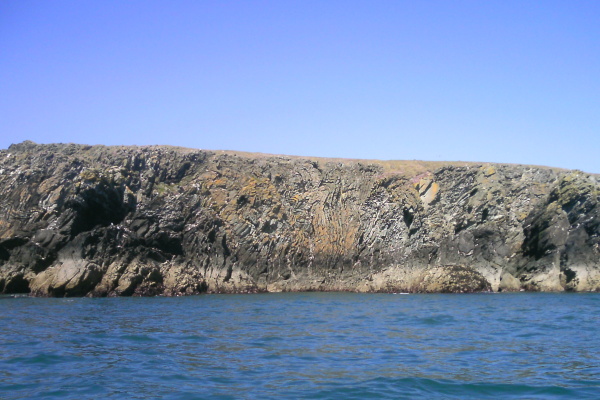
[1,141,598,296]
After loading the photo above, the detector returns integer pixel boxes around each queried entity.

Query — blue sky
[1,1,599,172]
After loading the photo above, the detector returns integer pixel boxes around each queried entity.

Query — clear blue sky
[1,1,599,172]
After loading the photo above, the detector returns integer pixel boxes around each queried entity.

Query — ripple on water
[0,293,599,399]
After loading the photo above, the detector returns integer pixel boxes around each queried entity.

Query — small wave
[307,377,593,399]
[119,334,159,343]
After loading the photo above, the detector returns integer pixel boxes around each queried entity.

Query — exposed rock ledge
[0,141,598,296]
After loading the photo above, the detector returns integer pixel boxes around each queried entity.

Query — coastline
[1,141,599,297]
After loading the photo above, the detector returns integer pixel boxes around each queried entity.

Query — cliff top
[3,140,572,178]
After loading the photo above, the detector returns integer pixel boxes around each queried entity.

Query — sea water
[1,292,599,399]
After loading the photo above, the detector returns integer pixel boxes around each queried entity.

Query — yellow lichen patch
[412,173,433,193]
[291,194,303,204]
[237,177,281,207]
[383,179,420,207]
[311,202,360,257]
[210,178,228,188]
[482,165,496,177]
[207,190,229,211]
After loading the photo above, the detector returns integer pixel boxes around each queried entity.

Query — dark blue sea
[1,292,599,399]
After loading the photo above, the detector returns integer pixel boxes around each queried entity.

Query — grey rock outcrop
[0,141,598,296]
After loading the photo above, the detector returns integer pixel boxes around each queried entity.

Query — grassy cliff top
[4,140,574,177]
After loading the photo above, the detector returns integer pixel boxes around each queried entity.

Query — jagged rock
[498,271,521,292]
[0,141,598,296]
[413,265,492,293]
[29,260,102,297]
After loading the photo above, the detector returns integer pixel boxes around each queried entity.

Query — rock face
[0,141,599,296]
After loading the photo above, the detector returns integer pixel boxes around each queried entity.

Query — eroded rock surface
[1,141,598,296]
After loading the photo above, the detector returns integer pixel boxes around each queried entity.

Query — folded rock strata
[0,141,598,296]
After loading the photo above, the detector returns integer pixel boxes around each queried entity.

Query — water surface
[1,292,599,399]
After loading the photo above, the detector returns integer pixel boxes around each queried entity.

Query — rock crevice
[1,142,598,296]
